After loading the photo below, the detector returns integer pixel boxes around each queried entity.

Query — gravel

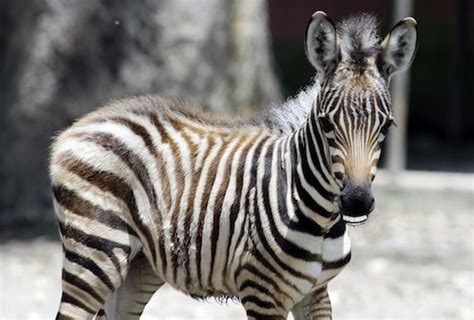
[1,185,473,319]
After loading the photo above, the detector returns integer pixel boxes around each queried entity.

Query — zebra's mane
[337,14,379,67]
[251,79,320,134]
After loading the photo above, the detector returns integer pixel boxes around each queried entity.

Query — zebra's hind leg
[104,252,164,319]
[55,221,140,320]
[290,285,332,320]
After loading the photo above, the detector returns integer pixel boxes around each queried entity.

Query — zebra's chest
[317,226,351,286]
[288,221,352,297]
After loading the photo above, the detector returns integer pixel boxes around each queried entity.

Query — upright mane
[337,14,380,67]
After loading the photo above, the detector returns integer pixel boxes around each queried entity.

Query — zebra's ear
[305,11,339,79]
[380,17,418,77]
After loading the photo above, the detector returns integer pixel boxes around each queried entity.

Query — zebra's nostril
[340,194,351,208]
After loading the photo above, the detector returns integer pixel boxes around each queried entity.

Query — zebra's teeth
[342,215,368,224]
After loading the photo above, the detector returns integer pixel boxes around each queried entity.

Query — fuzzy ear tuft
[380,17,418,77]
[305,11,339,79]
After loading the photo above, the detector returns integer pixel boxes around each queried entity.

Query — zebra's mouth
[342,214,368,226]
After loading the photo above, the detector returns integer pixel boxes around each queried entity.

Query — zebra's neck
[283,103,341,231]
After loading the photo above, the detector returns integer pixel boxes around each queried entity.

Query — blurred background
[0,0,472,319]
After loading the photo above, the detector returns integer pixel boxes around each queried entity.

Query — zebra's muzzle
[340,181,375,225]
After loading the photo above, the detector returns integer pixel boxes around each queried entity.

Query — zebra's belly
[154,210,244,298]
[163,260,239,298]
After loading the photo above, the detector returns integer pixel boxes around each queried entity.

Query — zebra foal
[50,11,418,319]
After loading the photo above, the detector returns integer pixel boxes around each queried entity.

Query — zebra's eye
[319,116,334,133]
[381,119,394,135]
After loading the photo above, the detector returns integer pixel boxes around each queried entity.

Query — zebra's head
[305,12,418,224]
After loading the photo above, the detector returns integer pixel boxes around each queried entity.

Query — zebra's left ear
[305,11,339,80]
[380,17,418,77]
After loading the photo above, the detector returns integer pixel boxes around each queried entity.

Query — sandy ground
[1,182,473,319]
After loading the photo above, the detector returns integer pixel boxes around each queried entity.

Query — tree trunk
[0,0,281,237]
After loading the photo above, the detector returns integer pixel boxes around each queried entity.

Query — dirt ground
[1,181,473,319]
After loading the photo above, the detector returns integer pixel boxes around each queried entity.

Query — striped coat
[51,94,345,317]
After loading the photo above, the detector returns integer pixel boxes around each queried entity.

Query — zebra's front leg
[290,285,332,320]
[238,281,289,319]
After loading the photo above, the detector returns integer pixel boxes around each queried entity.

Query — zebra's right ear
[380,17,418,78]
[305,11,339,79]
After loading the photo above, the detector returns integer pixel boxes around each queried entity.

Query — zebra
[50,11,418,320]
